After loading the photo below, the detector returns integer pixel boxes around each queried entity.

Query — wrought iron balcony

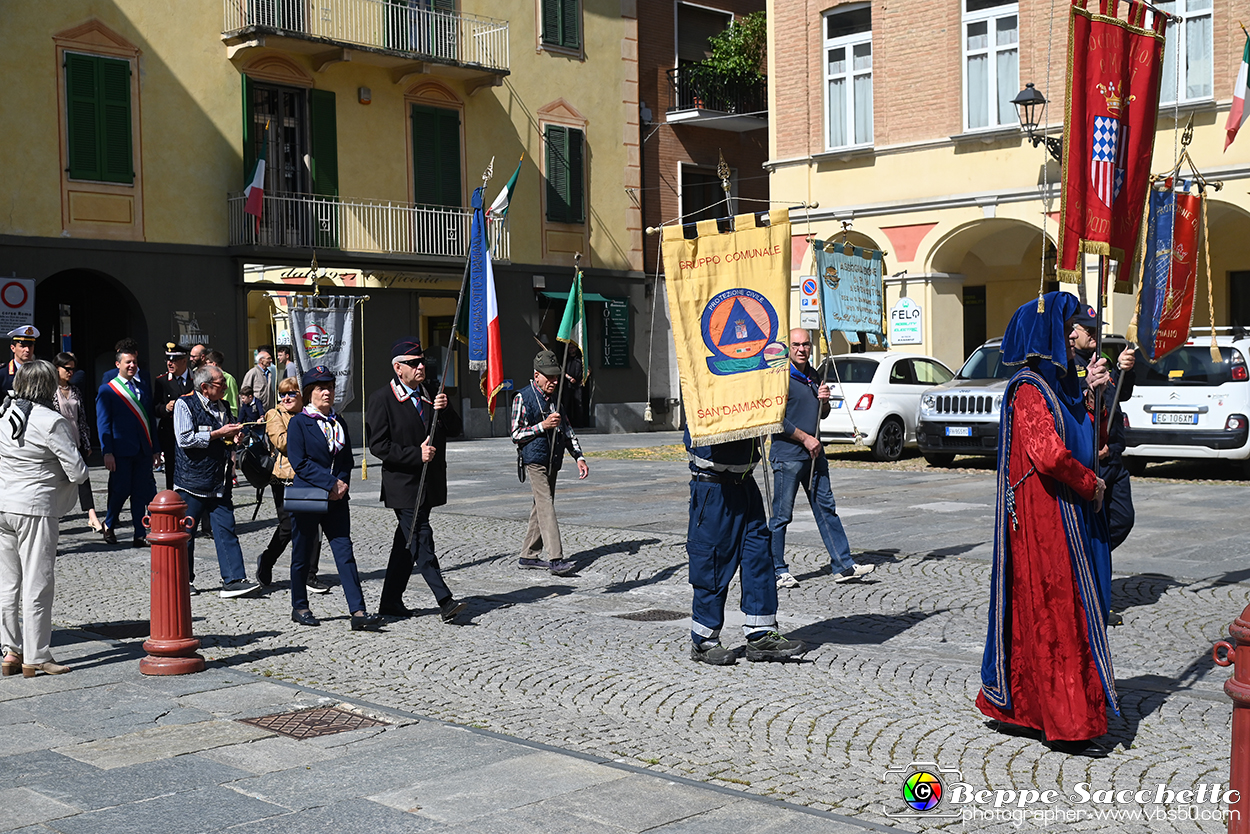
[222,0,509,76]
[228,191,509,262]
[665,67,767,132]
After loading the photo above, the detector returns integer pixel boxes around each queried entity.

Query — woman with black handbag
[285,367,381,631]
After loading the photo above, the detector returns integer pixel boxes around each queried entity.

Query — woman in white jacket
[0,360,89,678]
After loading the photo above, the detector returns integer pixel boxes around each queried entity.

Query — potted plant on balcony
[685,11,766,115]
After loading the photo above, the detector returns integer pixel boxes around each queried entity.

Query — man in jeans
[769,329,874,588]
[511,349,589,576]
[173,364,259,598]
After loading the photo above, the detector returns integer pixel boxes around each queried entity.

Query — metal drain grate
[239,707,389,739]
[613,609,689,622]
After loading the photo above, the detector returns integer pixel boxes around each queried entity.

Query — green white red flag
[244,124,268,231]
[557,269,587,384]
[1226,34,1250,151]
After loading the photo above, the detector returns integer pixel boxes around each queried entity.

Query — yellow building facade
[0,0,653,430]
[768,0,1250,370]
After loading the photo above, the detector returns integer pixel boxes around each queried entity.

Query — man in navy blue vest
[366,337,466,622]
[510,350,589,576]
[173,363,258,598]
[685,428,806,666]
[769,329,874,589]
[96,348,158,546]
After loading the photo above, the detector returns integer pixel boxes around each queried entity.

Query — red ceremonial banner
[1057,0,1166,281]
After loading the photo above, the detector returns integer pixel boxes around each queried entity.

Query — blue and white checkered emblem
[1090,116,1119,208]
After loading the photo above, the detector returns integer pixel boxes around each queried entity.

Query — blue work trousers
[768,456,855,575]
[105,454,156,540]
[179,490,246,585]
[687,477,777,643]
[290,500,366,615]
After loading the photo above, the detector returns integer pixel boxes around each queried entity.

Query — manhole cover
[239,707,389,739]
[613,609,688,622]
[83,621,150,640]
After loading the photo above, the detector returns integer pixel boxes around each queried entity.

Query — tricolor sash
[108,377,152,448]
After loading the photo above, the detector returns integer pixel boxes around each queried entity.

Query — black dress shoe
[291,609,320,627]
[377,604,415,618]
[132,537,149,548]
[439,598,467,624]
[102,527,117,545]
[350,612,383,631]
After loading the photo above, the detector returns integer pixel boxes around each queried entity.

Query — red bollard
[139,490,205,675]
[1214,605,1250,833]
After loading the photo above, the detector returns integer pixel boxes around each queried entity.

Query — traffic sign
[799,276,819,310]
[0,277,34,333]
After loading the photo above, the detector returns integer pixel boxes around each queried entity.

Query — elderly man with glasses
[365,337,466,622]
[173,364,258,598]
[768,328,874,589]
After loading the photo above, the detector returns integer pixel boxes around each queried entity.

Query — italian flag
[481,243,504,416]
[557,269,587,384]
[488,155,522,218]
[1226,34,1250,151]
[244,125,268,230]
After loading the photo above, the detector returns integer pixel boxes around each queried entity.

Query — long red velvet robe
[976,384,1108,742]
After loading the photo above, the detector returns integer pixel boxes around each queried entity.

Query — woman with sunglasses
[255,376,323,589]
[52,352,101,533]
[285,366,381,630]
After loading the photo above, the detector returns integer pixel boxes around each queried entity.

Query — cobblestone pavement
[49,452,1240,833]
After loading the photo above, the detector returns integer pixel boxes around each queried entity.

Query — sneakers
[188,583,200,596]
[548,560,577,576]
[518,557,549,570]
[744,631,807,662]
[305,576,331,594]
[690,641,737,666]
[220,579,260,599]
[520,557,576,576]
[833,563,876,583]
[776,572,800,589]
[439,598,467,624]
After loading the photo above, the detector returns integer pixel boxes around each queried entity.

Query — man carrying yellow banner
[663,210,805,665]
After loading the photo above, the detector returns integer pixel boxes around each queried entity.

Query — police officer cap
[165,341,190,358]
[1068,304,1099,331]
[301,365,336,388]
[534,350,561,376]
[6,325,38,343]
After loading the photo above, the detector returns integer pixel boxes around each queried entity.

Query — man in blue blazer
[97,348,158,546]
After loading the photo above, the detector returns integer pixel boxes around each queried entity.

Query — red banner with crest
[1056,0,1166,281]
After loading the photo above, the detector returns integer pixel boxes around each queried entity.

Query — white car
[817,351,955,461]
[1122,329,1250,476]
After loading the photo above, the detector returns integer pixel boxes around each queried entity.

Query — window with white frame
[1157,0,1213,104]
[963,0,1018,131]
[824,4,872,149]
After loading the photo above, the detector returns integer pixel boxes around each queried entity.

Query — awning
[539,290,613,303]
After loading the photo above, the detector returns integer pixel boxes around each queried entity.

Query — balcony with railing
[228,191,509,262]
[665,67,767,132]
[222,0,508,81]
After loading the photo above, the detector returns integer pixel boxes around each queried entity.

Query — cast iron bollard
[1214,605,1250,833]
[140,490,205,675]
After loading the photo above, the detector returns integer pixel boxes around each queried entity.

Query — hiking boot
[690,642,736,666]
[745,631,806,662]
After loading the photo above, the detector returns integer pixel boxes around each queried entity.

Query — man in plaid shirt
[511,349,589,576]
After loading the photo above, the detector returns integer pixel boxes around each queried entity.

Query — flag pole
[548,253,580,473]
[407,162,493,548]
[1092,255,1108,480]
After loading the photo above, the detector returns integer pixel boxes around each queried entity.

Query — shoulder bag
[284,486,330,514]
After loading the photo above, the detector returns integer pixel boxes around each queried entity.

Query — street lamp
[1012,82,1063,163]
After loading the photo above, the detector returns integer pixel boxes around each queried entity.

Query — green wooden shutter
[567,127,584,223]
[541,0,561,45]
[99,57,132,183]
[309,89,338,196]
[560,0,580,49]
[65,53,102,181]
[241,74,255,182]
[545,125,568,222]
[412,104,461,207]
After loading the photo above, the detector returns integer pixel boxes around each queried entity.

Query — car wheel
[872,418,905,461]
[923,452,956,467]
[1124,457,1147,477]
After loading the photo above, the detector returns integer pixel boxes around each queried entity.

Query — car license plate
[945,426,972,437]
[1152,412,1198,425]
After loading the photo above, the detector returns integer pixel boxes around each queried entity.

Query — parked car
[817,352,955,461]
[1121,329,1250,476]
[916,334,1127,466]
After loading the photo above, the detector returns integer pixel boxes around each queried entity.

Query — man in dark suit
[96,348,158,546]
[366,337,465,623]
[154,342,193,491]
[0,325,38,395]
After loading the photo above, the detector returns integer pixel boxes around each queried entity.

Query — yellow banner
[662,210,792,444]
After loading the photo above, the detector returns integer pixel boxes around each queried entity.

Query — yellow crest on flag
[662,210,792,444]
